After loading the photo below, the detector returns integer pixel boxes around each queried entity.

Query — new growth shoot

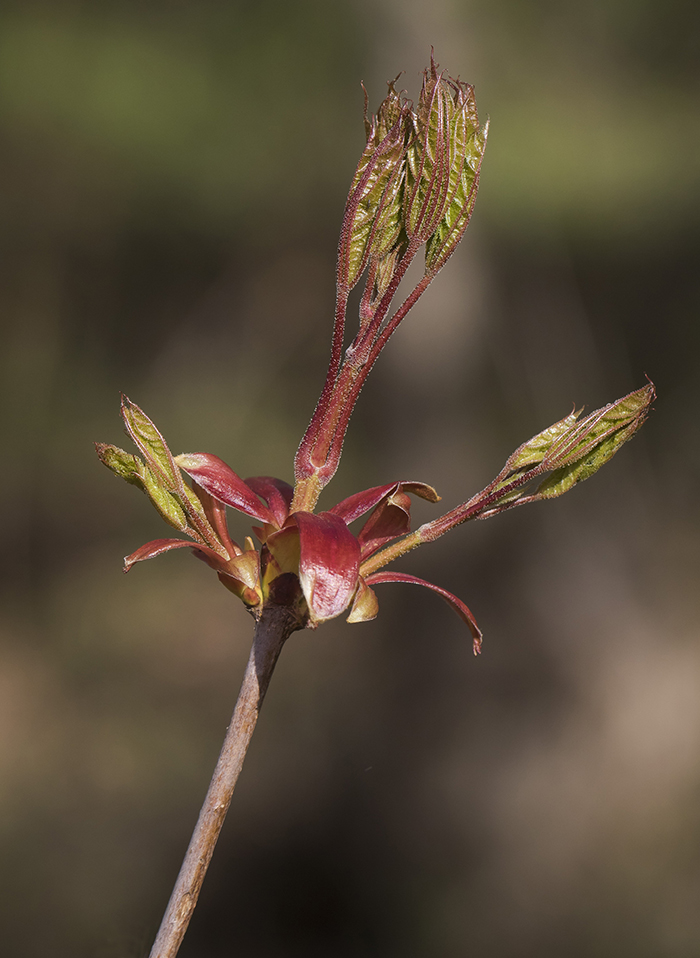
[96,55,654,958]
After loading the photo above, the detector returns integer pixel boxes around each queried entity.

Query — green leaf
[373,246,401,299]
[363,77,404,142]
[95,443,143,486]
[489,383,655,512]
[404,61,487,263]
[120,395,183,493]
[96,439,189,531]
[544,384,654,469]
[424,119,488,273]
[503,408,580,474]
[367,163,406,262]
[535,418,645,499]
[99,400,228,552]
[139,465,189,532]
[405,66,453,241]
[340,89,410,291]
[180,480,211,525]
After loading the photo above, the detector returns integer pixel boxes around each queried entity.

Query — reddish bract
[176,453,276,525]
[295,512,361,625]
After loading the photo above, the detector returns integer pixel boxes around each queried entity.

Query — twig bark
[148,602,300,958]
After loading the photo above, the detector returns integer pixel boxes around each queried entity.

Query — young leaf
[95,443,143,485]
[424,117,488,274]
[535,417,646,499]
[499,409,580,477]
[483,383,655,515]
[120,396,183,494]
[338,82,411,292]
[405,61,453,241]
[97,440,190,532]
[138,466,189,532]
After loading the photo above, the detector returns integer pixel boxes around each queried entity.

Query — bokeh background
[1,1,699,956]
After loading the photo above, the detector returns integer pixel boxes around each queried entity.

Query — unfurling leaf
[138,467,189,532]
[96,441,188,532]
[404,57,487,250]
[400,382,655,556]
[480,382,655,517]
[338,81,412,292]
[98,403,232,558]
[424,116,488,273]
[501,409,580,476]
[541,384,655,471]
[535,416,646,500]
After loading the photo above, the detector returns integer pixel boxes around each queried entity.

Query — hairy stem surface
[148,603,300,958]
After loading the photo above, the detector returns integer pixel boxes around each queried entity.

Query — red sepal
[295,511,361,625]
[358,490,411,559]
[330,481,439,525]
[244,476,294,528]
[176,453,275,524]
[365,571,482,654]
[123,538,225,573]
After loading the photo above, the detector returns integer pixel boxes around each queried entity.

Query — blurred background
[1,1,699,956]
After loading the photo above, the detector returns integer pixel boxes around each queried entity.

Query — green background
[1,1,699,955]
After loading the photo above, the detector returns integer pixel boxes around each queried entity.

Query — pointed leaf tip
[120,396,182,493]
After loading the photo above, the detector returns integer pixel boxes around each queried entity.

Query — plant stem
[148,602,300,958]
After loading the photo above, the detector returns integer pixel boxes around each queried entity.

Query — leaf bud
[404,56,487,260]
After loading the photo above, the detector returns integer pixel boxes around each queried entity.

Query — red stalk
[318,269,436,482]
[294,235,424,494]
[294,286,349,482]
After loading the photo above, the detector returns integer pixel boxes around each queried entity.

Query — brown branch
[148,602,301,958]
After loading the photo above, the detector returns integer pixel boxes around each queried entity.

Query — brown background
[1,1,699,956]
